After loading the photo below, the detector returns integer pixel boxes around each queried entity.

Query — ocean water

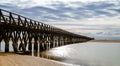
[0,41,120,66]
[44,42,120,66]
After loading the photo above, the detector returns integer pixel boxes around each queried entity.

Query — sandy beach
[0,53,79,66]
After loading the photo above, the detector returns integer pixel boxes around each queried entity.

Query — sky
[0,0,120,40]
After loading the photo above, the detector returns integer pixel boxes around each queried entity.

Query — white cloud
[0,0,118,8]
[64,12,75,17]
[0,0,11,3]
[47,17,120,26]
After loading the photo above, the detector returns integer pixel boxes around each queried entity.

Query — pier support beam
[0,42,1,51]
[0,38,2,51]
[12,43,18,53]
[37,43,40,57]
[12,39,18,53]
[5,41,9,52]
[4,38,9,52]
[32,43,34,56]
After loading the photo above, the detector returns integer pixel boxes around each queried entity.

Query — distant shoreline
[90,40,120,43]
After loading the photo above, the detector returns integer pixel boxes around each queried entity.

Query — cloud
[0,0,120,40]
[1,1,120,22]
[46,17,120,40]
[0,0,99,9]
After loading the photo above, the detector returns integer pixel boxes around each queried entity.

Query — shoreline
[0,52,79,66]
[89,40,120,43]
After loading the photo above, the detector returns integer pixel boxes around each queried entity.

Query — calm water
[44,42,120,66]
[0,41,120,66]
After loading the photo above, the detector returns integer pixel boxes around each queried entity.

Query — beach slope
[0,53,78,66]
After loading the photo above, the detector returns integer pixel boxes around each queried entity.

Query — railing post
[18,15,20,26]
[9,12,16,25]
[9,12,12,24]
[0,9,6,24]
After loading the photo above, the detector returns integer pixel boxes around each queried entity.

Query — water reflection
[43,42,120,66]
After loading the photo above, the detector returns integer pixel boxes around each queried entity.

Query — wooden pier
[0,9,94,56]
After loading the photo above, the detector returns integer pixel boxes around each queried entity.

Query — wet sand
[0,53,79,66]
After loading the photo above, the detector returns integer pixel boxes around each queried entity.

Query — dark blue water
[44,42,120,66]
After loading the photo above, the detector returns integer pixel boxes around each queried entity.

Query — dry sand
[0,53,79,66]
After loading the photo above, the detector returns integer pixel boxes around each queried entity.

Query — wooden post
[37,43,40,57]
[5,40,9,52]
[32,43,34,56]
[0,42,1,51]
[12,42,18,53]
